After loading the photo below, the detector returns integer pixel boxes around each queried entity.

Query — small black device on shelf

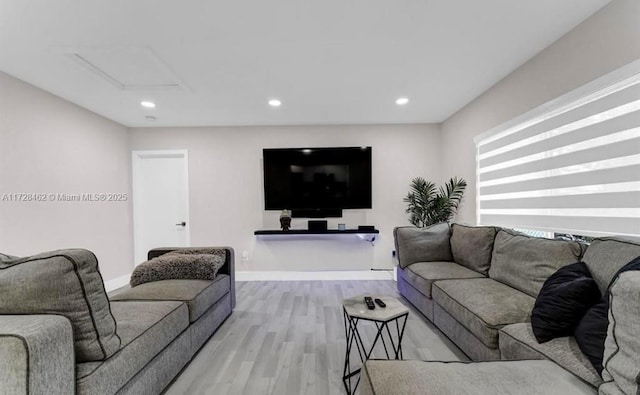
[254,228,379,235]
[374,298,386,308]
[364,296,375,310]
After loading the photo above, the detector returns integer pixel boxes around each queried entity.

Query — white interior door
[132,150,190,266]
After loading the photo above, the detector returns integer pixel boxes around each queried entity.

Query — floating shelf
[254,229,379,235]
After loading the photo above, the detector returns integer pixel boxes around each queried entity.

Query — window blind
[476,62,640,237]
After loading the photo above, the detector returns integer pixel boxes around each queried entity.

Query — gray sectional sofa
[360,223,640,394]
[0,246,235,395]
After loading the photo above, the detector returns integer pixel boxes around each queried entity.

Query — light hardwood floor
[165,280,467,395]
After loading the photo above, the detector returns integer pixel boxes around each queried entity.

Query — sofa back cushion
[394,223,452,269]
[583,237,640,295]
[574,255,640,374]
[450,224,497,275]
[488,230,584,297]
[0,249,121,362]
[0,252,18,262]
[600,270,640,395]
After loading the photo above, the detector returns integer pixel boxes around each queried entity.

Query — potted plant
[403,177,467,227]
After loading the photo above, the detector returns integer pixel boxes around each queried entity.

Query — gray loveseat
[0,246,235,395]
[360,223,640,394]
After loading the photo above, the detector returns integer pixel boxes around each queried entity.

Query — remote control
[374,298,386,308]
[364,296,375,310]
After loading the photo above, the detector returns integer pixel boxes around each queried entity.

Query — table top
[342,295,409,321]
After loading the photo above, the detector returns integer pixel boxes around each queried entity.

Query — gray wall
[129,124,441,271]
[440,0,640,224]
[0,71,134,280]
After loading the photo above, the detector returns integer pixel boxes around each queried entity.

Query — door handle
[175,221,186,227]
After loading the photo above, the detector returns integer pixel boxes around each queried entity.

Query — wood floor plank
[228,361,253,394]
[165,280,467,395]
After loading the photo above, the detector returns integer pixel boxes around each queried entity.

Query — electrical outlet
[241,251,249,262]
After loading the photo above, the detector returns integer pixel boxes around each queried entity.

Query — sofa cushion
[432,278,535,348]
[598,382,626,395]
[499,323,602,387]
[0,252,18,262]
[531,262,601,343]
[0,249,120,362]
[0,315,75,395]
[394,223,452,269]
[433,303,502,361]
[110,275,230,322]
[404,261,485,298]
[575,255,640,374]
[600,271,640,395]
[582,237,640,295]
[488,230,584,297]
[76,300,189,394]
[397,267,437,321]
[361,360,596,395]
[450,224,497,275]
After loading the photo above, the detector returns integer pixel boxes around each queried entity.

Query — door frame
[132,149,190,266]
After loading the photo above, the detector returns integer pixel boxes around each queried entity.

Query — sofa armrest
[0,315,75,395]
[147,247,236,309]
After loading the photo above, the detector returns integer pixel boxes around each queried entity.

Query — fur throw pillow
[130,249,226,287]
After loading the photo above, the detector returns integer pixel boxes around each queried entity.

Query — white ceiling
[0,0,609,127]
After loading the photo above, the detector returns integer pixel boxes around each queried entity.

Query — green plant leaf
[404,176,467,227]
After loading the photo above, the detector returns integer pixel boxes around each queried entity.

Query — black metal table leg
[342,308,410,395]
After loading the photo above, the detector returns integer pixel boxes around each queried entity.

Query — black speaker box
[308,220,328,231]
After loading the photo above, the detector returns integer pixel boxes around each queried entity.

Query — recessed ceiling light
[268,99,282,107]
[140,100,156,108]
[396,97,409,105]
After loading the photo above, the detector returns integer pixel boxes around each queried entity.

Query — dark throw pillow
[574,255,640,374]
[531,262,600,343]
[574,298,610,373]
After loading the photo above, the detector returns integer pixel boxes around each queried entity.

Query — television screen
[263,147,372,211]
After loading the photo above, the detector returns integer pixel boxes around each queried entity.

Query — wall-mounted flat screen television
[263,147,372,213]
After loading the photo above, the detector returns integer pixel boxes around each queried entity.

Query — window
[513,229,553,239]
[476,60,640,238]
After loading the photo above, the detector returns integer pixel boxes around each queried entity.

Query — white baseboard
[104,273,131,292]
[236,270,395,281]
